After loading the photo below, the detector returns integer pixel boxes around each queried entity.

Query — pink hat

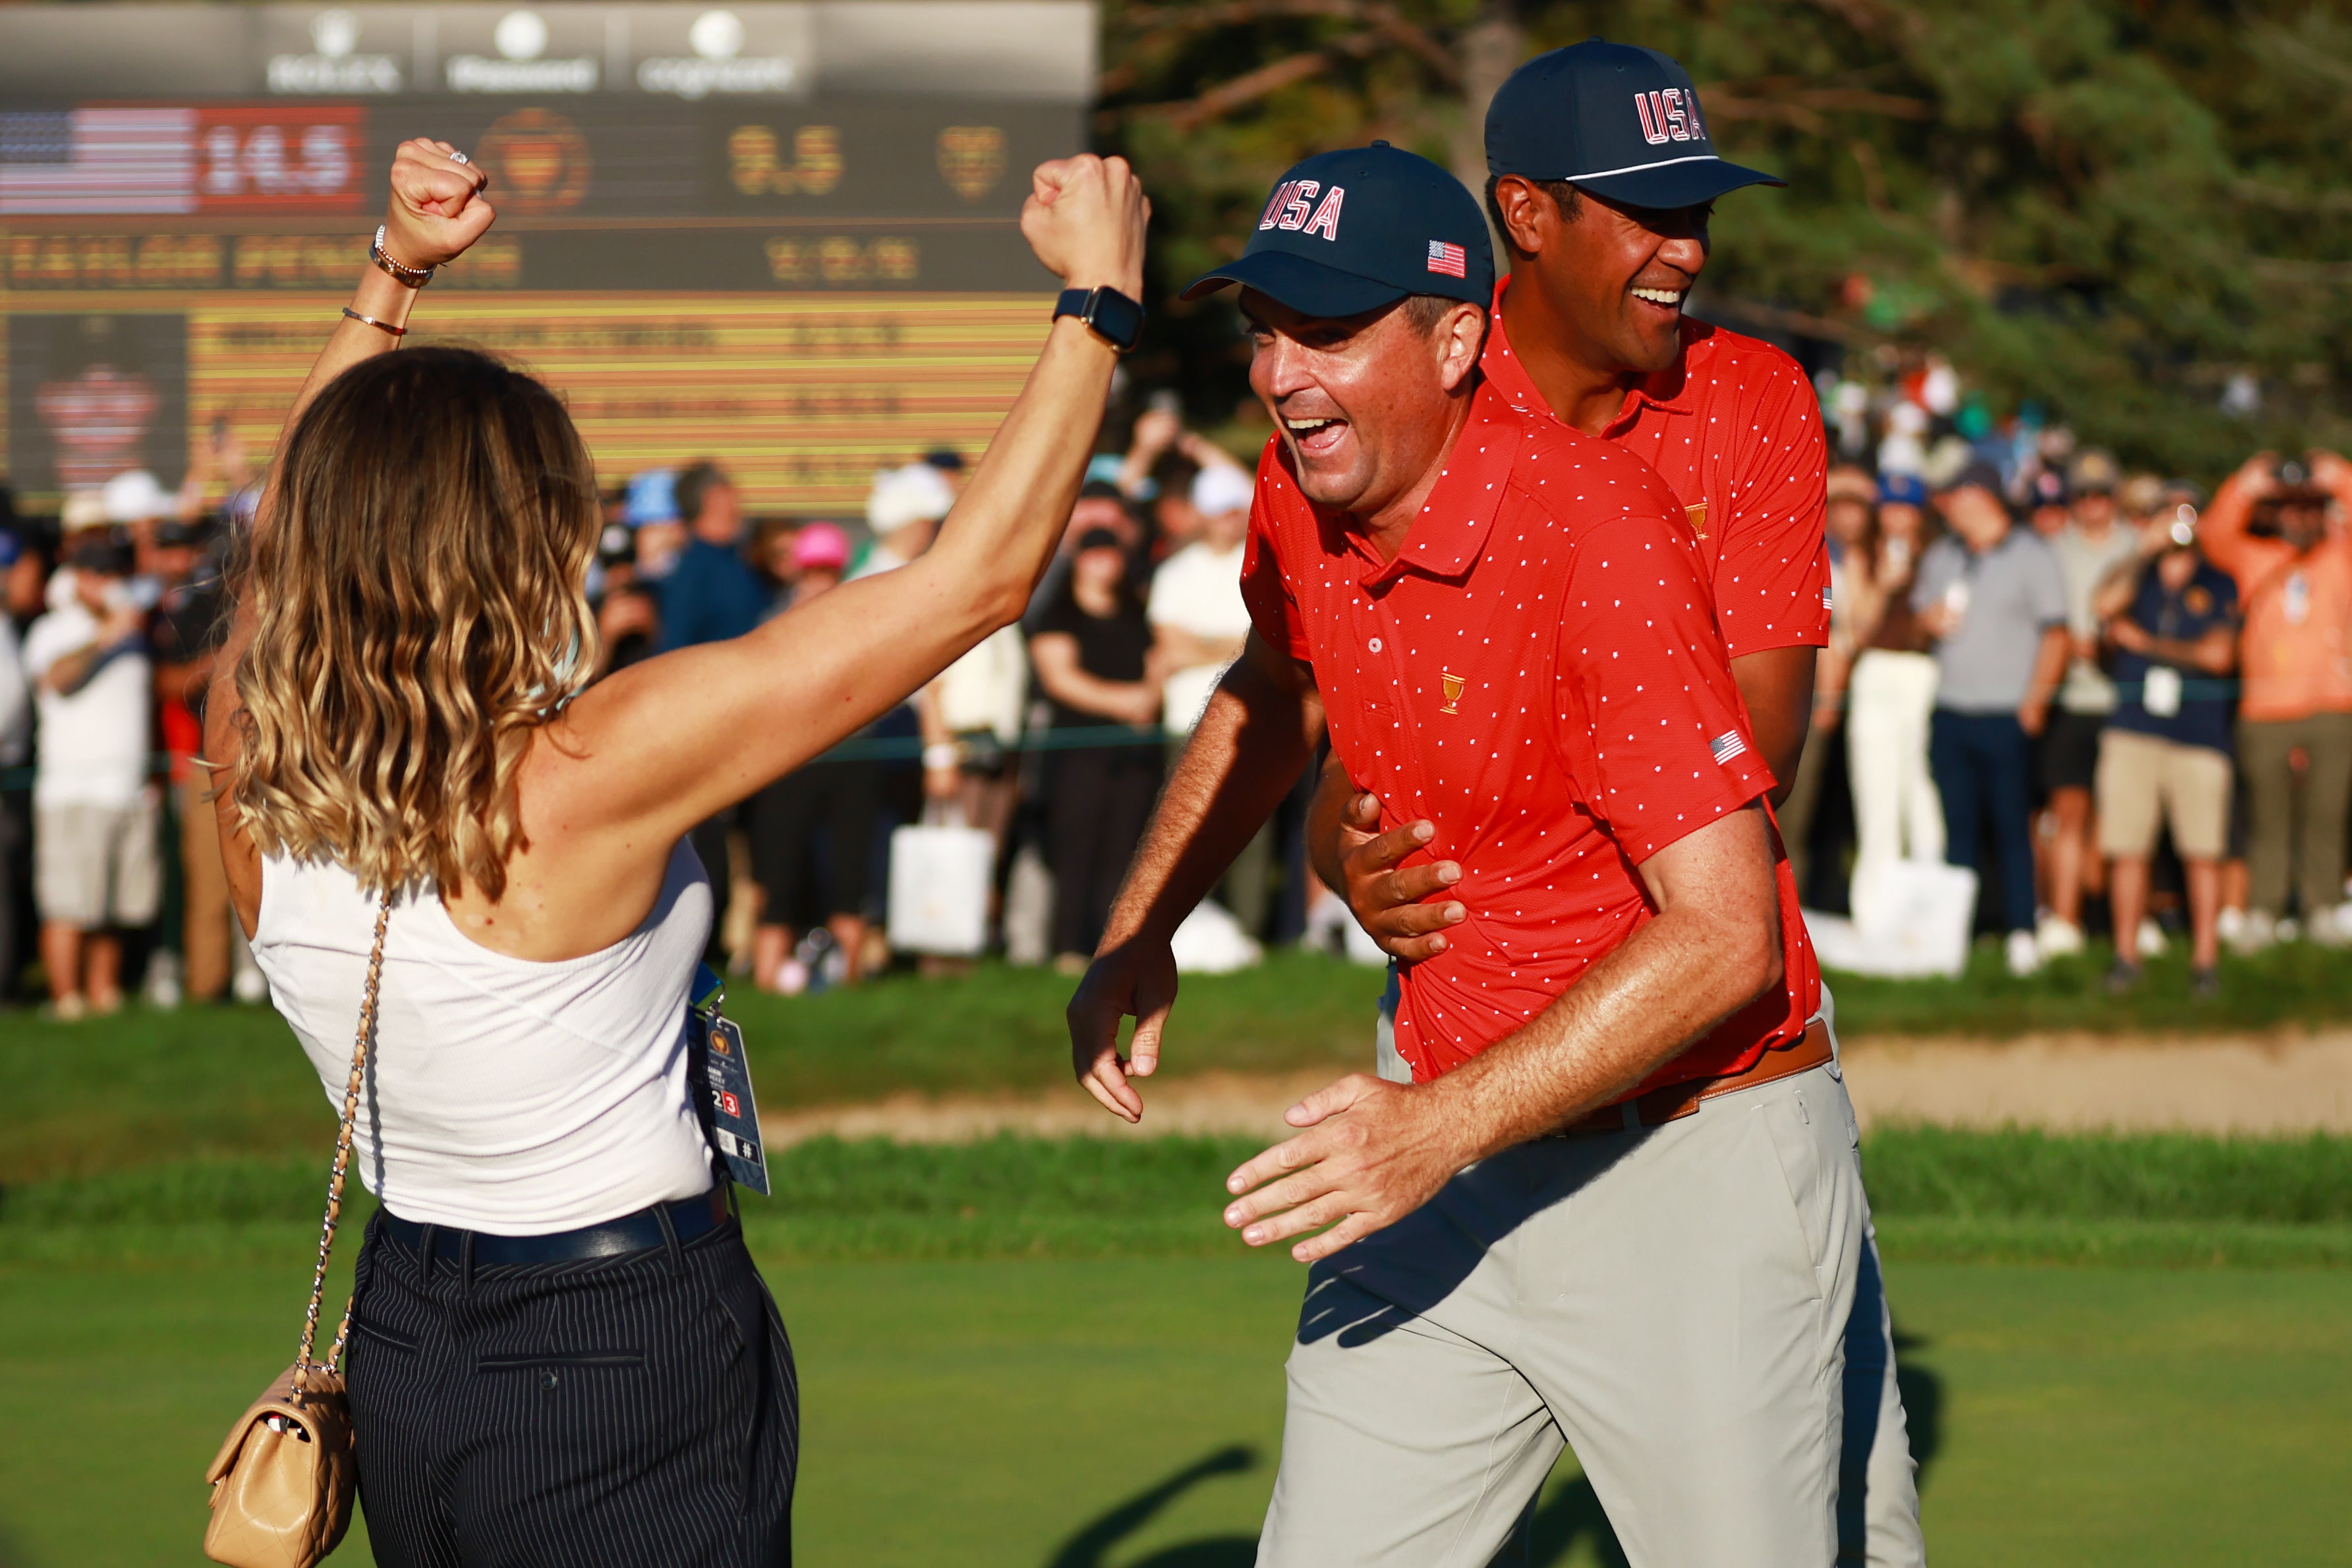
[792,522,851,571]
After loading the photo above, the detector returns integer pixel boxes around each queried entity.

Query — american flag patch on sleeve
[1711,730,1748,765]
[1426,240,1467,278]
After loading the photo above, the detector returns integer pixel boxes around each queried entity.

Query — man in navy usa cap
[1070,140,1860,1565]
[1300,45,1928,1567]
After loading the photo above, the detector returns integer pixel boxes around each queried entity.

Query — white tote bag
[886,807,996,957]
[1807,858,1980,979]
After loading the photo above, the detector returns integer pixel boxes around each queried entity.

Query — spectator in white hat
[1145,458,1269,927]
[854,462,958,580]
[1147,461,1255,737]
[101,468,175,530]
[22,527,157,1019]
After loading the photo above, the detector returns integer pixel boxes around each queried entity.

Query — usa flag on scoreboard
[0,109,194,215]
[1425,240,1467,279]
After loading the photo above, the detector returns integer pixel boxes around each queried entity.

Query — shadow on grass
[1041,1340,1949,1568]
[1047,1444,1259,1567]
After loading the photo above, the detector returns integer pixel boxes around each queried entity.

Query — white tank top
[252,838,718,1233]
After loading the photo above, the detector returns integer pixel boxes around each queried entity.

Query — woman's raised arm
[546,155,1149,843]
[283,141,494,443]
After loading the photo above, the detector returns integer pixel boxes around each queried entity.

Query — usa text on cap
[1182,142,1493,319]
[1486,40,1785,211]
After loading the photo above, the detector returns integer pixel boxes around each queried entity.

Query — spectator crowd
[1791,349,2352,992]
[3,362,2349,1012]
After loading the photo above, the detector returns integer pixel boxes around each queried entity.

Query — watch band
[1054,286,1143,354]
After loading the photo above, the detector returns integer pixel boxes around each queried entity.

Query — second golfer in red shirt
[1068,142,1862,1565]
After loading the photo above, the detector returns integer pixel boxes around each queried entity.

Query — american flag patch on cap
[1426,240,1467,278]
[1711,730,1748,765]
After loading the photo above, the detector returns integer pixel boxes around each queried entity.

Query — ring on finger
[449,150,471,165]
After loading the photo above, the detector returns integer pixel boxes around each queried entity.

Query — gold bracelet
[370,225,434,287]
[342,306,407,338]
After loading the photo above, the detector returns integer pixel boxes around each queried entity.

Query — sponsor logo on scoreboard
[640,11,801,99]
[447,11,600,94]
[268,9,403,95]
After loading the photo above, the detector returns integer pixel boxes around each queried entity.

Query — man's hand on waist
[1222,1073,1471,1264]
[1309,768,1466,961]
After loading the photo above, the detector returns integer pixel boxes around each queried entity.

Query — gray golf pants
[1259,1016,1916,1565]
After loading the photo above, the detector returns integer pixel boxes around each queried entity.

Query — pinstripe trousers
[345,1208,797,1566]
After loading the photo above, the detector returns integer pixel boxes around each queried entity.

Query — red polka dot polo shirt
[1242,381,1821,1090]
[1481,279,1833,667]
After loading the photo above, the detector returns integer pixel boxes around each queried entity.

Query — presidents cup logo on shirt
[1634,88,1709,146]
[1257,180,1346,239]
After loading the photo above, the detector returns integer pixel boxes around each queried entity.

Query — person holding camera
[2092,506,2241,992]
[24,524,158,1020]
[205,139,1147,1561]
[2198,451,2352,948]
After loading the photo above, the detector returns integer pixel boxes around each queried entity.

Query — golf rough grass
[9,1129,2352,1268]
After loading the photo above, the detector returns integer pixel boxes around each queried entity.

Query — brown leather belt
[1553,1019,1832,1138]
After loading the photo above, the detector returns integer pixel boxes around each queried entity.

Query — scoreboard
[0,2,1094,512]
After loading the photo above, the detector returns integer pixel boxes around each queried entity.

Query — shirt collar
[1480,275,1703,436]
[1356,380,1520,590]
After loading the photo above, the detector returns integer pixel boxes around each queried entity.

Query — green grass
[1820,935,2352,1036]
[0,953,1387,1185]
[3,1251,2347,1567]
[10,937,2352,1188]
[11,1129,2352,1269]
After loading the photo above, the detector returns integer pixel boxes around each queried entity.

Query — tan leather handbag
[204,894,390,1568]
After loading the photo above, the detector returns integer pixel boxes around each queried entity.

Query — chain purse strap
[290,889,393,1405]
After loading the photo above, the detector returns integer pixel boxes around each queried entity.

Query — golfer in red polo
[1068,142,1864,1565]
[1309,43,1924,1567]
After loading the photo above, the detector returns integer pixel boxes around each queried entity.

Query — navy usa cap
[1182,142,1494,318]
[1486,40,1785,210]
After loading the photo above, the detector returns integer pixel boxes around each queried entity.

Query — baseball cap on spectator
[623,468,679,528]
[1084,453,1128,488]
[1190,464,1254,518]
[2028,468,2071,509]
[65,525,134,576]
[2067,449,2119,495]
[866,462,956,537]
[1921,435,1976,491]
[103,468,173,524]
[1877,472,1929,507]
[922,447,965,474]
[1825,467,1876,506]
[61,489,110,534]
[1182,142,1493,318]
[2117,473,2167,518]
[155,515,214,548]
[1938,457,2009,503]
[1485,40,1785,210]
[792,522,851,573]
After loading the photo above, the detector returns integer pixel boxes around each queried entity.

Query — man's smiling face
[1241,291,1478,519]
[1502,180,1711,377]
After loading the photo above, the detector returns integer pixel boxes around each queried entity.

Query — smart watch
[1054,286,1144,354]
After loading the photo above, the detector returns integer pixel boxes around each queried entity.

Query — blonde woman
[206,140,1145,1563]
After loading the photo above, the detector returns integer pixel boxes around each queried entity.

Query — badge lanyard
[688,963,771,1196]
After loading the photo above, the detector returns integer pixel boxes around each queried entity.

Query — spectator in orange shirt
[2198,451,2352,948]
